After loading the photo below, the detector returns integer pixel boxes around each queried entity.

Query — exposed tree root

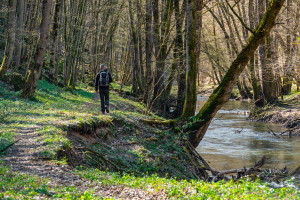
[140,119,177,127]
[212,156,266,182]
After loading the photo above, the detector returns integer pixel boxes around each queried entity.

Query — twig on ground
[0,139,20,153]
[212,156,266,182]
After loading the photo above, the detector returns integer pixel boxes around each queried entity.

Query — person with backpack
[95,64,113,114]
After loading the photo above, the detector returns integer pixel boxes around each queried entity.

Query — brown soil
[249,104,300,136]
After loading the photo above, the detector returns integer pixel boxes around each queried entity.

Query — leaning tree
[185,0,286,148]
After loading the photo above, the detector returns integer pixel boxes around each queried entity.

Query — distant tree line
[0,0,297,132]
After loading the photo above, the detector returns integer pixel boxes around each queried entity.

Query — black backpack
[99,71,109,86]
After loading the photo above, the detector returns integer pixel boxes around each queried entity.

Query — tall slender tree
[21,0,53,98]
[0,0,17,79]
[49,0,62,84]
[181,0,199,118]
[14,0,25,70]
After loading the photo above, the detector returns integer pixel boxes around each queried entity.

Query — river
[196,96,300,171]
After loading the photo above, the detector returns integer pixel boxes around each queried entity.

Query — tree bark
[21,0,53,98]
[187,0,285,148]
[181,0,198,118]
[152,0,173,102]
[282,0,293,95]
[143,0,153,103]
[14,0,25,71]
[248,0,260,100]
[128,0,143,94]
[49,0,61,84]
[173,0,186,117]
[259,0,276,102]
[0,0,17,79]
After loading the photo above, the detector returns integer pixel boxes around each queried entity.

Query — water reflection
[196,96,300,171]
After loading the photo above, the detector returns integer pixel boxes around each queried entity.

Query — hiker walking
[95,64,113,114]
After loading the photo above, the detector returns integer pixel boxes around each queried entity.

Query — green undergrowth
[0,80,299,199]
[110,82,131,93]
[0,80,161,158]
[283,90,300,103]
[0,79,192,178]
[67,107,194,179]
[249,91,300,121]
[0,164,108,199]
[1,164,298,200]
[76,169,299,199]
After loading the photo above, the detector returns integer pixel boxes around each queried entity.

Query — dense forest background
[0,0,299,117]
[1,1,300,198]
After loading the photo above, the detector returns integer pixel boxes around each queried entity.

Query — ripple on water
[196,97,300,171]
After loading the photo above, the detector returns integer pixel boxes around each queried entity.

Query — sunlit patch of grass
[0,79,158,162]
[0,80,101,160]
[283,91,300,102]
[110,92,147,114]
[110,82,131,93]
[1,80,298,199]
[0,164,104,199]
[0,130,14,155]
[76,169,300,199]
[35,126,70,159]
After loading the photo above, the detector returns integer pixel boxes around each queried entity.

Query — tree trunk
[237,79,249,99]
[187,0,285,148]
[128,0,143,94]
[181,0,198,118]
[282,0,293,95]
[21,0,53,98]
[14,0,25,71]
[259,0,276,102]
[151,0,161,99]
[152,0,173,102]
[135,0,145,87]
[143,0,153,103]
[248,56,260,100]
[69,0,87,91]
[157,0,175,112]
[173,0,186,117]
[49,0,61,84]
[0,0,17,79]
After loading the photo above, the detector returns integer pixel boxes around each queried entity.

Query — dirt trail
[1,107,166,199]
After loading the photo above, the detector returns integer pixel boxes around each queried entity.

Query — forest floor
[0,80,299,199]
[249,91,300,137]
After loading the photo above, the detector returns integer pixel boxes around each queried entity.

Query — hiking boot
[101,110,105,114]
[105,106,109,113]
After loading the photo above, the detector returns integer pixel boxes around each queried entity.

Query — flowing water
[196,96,300,171]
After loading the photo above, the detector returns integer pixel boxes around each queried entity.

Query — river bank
[0,80,299,198]
[248,93,300,137]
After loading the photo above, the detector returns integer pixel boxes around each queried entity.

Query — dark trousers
[99,87,109,112]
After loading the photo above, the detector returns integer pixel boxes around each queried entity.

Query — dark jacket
[95,69,113,90]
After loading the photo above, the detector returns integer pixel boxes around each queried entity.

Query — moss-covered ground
[0,80,299,199]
